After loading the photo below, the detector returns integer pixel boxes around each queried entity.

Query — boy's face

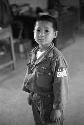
[34,21,57,46]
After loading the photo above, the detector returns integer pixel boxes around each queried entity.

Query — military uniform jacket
[23,43,68,111]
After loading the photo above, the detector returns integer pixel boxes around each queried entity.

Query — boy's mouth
[38,38,45,41]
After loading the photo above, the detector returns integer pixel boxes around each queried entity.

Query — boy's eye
[45,29,49,33]
[37,29,41,32]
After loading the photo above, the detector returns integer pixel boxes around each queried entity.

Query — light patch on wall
[60,0,79,7]
[9,0,47,10]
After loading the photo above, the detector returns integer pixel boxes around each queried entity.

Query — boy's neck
[39,43,52,52]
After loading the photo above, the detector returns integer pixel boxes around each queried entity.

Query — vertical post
[10,27,16,69]
[78,0,80,28]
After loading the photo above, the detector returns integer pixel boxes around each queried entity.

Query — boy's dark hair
[35,12,57,31]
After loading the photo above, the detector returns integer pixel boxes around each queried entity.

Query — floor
[0,29,84,125]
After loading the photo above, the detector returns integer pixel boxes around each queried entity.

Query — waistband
[31,91,53,98]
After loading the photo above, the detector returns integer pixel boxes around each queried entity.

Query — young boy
[23,12,68,125]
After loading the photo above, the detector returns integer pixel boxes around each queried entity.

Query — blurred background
[0,0,84,125]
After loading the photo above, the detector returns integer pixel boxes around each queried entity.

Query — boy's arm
[52,55,69,112]
[22,53,31,92]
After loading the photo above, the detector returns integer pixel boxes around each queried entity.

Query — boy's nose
[39,31,45,37]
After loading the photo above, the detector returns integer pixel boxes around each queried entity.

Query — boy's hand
[50,109,64,123]
[27,93,33,105]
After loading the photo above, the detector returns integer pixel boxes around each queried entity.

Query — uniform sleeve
[22,53,31,92]
[52,55,69,112]
[24,52,31,78]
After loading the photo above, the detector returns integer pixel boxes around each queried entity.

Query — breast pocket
[36,61,53,89]
[37,60,52,76]
[39,66,52,75]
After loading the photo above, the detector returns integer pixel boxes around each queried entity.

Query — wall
[9,0,48,10]
[60,0,79,7]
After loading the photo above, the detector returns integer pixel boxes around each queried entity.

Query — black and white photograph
[0,0,84,125]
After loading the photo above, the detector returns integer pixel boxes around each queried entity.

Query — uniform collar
[38,43,54,52]
[32,43,54,66]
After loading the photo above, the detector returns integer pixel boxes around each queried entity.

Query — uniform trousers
[31,93,58,125]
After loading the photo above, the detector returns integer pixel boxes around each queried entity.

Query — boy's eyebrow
[40,27,49,29]
[35,26,50,29]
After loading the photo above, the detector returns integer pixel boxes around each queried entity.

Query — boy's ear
[54,31,58,38]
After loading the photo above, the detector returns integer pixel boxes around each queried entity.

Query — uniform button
[48,95,50,97]
[48,73,51,76]
[41,67,46,70]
